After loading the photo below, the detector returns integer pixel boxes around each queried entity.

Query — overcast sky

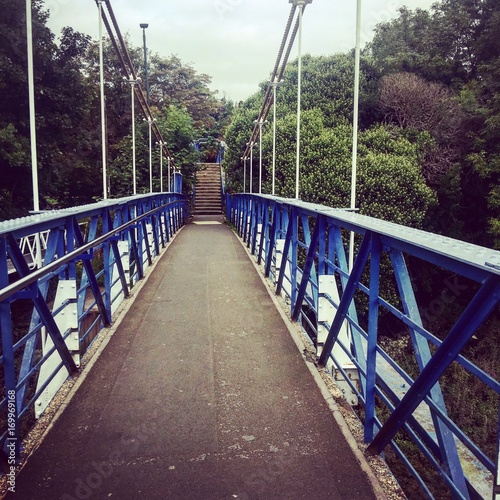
[46,0,436,102]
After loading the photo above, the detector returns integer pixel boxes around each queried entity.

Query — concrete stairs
[194,163,222,215]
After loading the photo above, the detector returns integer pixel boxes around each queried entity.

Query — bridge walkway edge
[7,215,383,500]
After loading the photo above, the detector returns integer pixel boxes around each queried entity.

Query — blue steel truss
[227,193,500,500]
[0,193,188,462]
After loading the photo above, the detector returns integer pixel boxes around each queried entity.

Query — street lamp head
[140,23,149,29]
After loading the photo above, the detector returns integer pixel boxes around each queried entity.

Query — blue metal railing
[220,163,226,214]
[227,193,500,499]
[0,193,188,461]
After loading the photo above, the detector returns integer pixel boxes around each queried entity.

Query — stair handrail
[220,162,225,213]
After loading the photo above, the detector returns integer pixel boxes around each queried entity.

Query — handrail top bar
[0,198,187,303]
[0,193,186,238]
[233,193,500,278]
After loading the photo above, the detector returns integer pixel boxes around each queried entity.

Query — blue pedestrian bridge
[0,193,499,499]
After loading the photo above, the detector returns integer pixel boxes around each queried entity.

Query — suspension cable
[240,3,308,163]
[95,0,177,169]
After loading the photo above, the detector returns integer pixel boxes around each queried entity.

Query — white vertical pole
[249,143,254,194]
[26,0,39,213]
[98,0,107,200]
[148,120,153,193]
[258,122,264,194]
[242,157,246,193]
[26,0,42,268]
[131,80,137,195]
[159,143,163,192]
[349,0,362,272]
[272,81,278,196]
[295,1,305,200]
[167,156,171,192]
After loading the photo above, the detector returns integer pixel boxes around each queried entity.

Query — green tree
[370,0,500,247]
[109,104,199,197]
[264,110,434,227]
[0,0,97,218]
[149,54,220,130]
[224,55,435,229]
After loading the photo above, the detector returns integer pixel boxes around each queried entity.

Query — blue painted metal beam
[264,204,278,278]
[364,234,381,443]
[228,193,500,497]
[318,232,372,366]
[71,219,111,327]
[6,234,78,375]
[389,249,468,496]
[0,236,19,458]
[276,208,293,297]
[367,274,500,455]
[292,216,320,321]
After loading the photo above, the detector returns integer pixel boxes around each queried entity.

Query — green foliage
[0,124,30,219]
[149,54,220,130]
[109,105,200,197]
[0,0,99,217]
[0,2,229,219]
[224,56,435,229]
[369,0,500,248]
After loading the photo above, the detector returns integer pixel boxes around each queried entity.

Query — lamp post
[140,23,150,106]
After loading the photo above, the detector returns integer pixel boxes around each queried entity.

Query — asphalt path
[7,216,378,500]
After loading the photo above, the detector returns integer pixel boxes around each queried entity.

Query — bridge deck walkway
[9,216,379,500]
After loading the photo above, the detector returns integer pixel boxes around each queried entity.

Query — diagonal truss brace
[367,274,500,456]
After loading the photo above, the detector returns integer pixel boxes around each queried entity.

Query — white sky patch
[46,0,436,102]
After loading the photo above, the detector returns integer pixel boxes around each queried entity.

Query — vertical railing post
[0,237,19,460]
[290,207,298,313]
[265,202,278,278]
[102,208,112,320]
[364,234,380,442]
